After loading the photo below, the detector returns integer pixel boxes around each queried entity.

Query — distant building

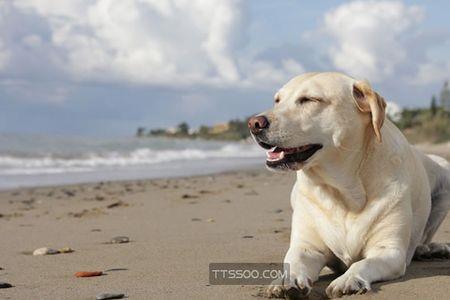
[166,127,177,134]
[209,122,230,134]
[440,81,450,111]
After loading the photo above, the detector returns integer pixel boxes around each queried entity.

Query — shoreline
[0,158,263,192]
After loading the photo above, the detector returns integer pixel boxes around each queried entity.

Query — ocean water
[0,134,265,190]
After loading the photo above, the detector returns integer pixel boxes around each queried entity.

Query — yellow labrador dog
[248,72,450,299]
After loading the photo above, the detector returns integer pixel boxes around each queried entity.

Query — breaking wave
[0,144,264,175]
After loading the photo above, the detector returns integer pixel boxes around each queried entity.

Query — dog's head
[248,72,386,171]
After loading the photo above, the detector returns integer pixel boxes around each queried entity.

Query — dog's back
[416,150,450,245]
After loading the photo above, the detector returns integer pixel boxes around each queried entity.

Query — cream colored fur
[255,72,450,299]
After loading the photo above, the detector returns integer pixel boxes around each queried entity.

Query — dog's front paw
[265,279,285,298]
[326,273,370,298]
[264,274,312,299]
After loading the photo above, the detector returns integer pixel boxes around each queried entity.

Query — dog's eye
[297,97,314,105]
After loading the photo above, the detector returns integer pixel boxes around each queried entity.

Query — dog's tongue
[267,147,285,160]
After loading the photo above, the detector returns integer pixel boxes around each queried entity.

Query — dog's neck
[300,126,381,212]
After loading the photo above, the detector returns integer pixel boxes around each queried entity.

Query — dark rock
[106,201,127,209]
[274,209,283,213]
[96,293,125,300]
[0,282,12,289]
[103,268,128,272]
[181,194,198,199]
[63,190,76,197]
[242,235,254,239]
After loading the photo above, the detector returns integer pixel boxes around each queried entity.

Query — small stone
[191,218,202,221]
[223,199,232,203]
[103,268,128,272]
[274,209,283,213]
[181,194,198,199]
[242,235,254,239]
[33,247,59,256]
[0,282,12,289]
[96,292,125,300]
[63,190,76,197]
[106,200,127,209]
[95,195,105,201]
[206,218,215,223]
[58,247,74,253]
[110,236,129,244]
[75,271,103,277]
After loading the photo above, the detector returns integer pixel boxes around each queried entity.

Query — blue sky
[1,0,449,137]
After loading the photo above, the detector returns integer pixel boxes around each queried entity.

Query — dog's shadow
[304,259,450,299]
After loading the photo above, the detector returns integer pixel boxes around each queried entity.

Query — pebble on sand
[75,271,103,277]
[96,293,125,300]
[58,247,74,253]
[33,247,59,256]
[95,293,125,300]
[110,236,130,244]
[0,282,12,289]
[181,194,198,199]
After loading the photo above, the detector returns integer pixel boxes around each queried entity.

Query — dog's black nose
[248,115,269,134]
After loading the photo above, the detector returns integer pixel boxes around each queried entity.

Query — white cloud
[386,101,402,122]
[4,0,303,91]
[322,0,424,82]
[4,0,447,105]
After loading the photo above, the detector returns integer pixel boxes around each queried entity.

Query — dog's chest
[316,213,370,265]
[300,193,384,266]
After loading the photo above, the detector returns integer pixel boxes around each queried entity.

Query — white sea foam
[0,144,264,175]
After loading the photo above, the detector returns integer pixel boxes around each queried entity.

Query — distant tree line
[136,81,450,143]
[136,118,251,141]
[395,81,450,143]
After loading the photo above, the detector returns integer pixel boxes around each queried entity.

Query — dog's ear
[352,80,387,143]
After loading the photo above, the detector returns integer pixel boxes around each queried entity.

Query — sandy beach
[1,165,450,299]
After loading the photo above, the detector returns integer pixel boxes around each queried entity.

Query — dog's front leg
[266,245,326,299]
[326,247,406,298]
[266,206,327,299]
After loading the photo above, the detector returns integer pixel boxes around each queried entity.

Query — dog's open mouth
[264,144,323,168]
